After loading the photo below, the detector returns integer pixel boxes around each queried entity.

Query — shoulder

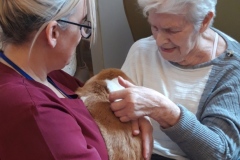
[211,28,240,71]
[0,69,80,105]
[0,76,37,116]
[213,28,240,53]
[49,70,83,91]
[0,65,30,99]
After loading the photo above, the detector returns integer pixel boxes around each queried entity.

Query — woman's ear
[200,12,214,33]
[45,21,59,48]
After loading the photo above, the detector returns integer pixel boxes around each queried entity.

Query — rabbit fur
[75,68,143,160]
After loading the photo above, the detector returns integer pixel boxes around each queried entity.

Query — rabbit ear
[105,78,125,93]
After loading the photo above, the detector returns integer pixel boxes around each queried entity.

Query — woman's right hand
[109,76,181,129]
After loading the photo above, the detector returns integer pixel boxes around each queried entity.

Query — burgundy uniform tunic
[0,62,108,160]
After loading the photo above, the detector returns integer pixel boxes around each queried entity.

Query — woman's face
[148,11,199,63]
[55,0,87,68]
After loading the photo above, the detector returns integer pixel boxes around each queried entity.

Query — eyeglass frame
[57,19,92,39]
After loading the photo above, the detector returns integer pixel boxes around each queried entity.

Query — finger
[109,76,135,102]
[116,112,138,122]
[142,131,152,160]
[131,120,140,135]
[140,118,153,160]
[113,108,130,119]
[110,99,125,112]
[119,116,131,122]
[118,76,135,88]
[109,89,126,103]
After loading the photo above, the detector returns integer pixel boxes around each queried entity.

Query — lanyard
[0,51,72,99]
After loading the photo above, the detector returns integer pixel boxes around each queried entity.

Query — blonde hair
[0,0,97,48]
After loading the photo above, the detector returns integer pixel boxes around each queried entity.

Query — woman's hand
[109,76,181,128]
[131,118,153,160]
[109,76,156,121]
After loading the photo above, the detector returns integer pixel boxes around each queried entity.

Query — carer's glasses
[57,19,92,39]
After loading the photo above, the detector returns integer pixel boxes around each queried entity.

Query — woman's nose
[155,31,170,46]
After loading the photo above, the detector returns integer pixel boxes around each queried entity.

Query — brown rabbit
[75,68,143,160]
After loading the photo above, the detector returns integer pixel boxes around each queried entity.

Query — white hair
[137,0,217,30]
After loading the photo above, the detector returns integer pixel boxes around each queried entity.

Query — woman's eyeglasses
[57,19,92,39]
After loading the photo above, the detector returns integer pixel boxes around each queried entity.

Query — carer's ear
[45,21,60,48]
[199,11,214,33]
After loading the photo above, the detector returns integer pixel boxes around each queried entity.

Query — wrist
[151,103,181,129]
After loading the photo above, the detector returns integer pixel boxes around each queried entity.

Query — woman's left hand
[131,117,153,160]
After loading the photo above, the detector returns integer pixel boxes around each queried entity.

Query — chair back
[123,0,151,42]
[123,0,240,42]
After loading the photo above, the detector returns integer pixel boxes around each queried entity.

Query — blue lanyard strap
[0,51,33,80]
[0,51,73,99]
[47,77,74,99]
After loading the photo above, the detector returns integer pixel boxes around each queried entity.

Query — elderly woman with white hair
[110,0,240,159]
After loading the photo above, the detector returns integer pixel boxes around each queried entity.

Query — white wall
[91,0,134,74]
